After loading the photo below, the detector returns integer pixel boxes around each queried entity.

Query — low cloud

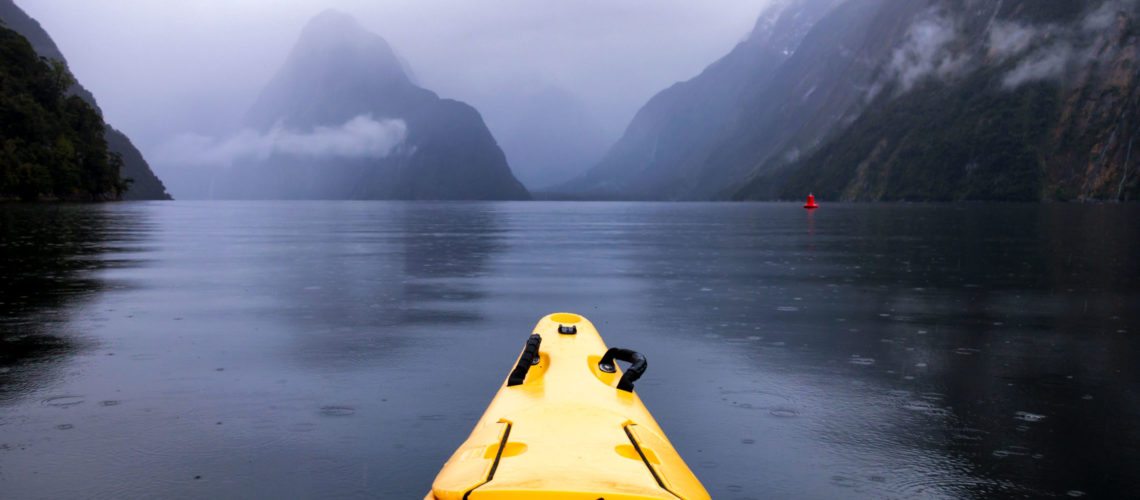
[155,115,407,167]
[881,1,1137,94]
[987,19,1074,88]
[997,0,1137,89]
[988,21,1047,59]
[887,12,970,92]
[1084,0,1138,31]
[1001,43,1076,88]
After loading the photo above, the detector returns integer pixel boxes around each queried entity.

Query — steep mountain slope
[210,10,528,200]
[568,0,1137,202]
[740,0,1140,201]
[0,0,171,200]
[692,0,921,198]
[561,0,848,200]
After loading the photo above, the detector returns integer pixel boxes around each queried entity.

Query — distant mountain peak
[245,9,423,130]
[224,8,529,200]
[306,8,359,29]
[289,9,406,79]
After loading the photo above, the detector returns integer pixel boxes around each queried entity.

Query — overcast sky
[18,0,773,151]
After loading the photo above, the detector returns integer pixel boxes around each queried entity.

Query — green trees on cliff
[0,24,125,201]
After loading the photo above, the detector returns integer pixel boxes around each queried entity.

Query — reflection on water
[616,204,1139,498]
[0,205,149,402]
[0,201,1137,499]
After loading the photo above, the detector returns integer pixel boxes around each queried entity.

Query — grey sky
[18,0,773,152]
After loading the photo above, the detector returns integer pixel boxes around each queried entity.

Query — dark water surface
[1,201,1138,499]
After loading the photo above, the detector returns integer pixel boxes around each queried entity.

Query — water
[1,201,1137,499]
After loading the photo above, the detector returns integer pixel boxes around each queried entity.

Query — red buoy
[804,193,819,209]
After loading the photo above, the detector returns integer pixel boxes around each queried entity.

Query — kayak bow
[426,313,710,499]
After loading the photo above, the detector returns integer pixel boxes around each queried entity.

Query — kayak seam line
[463,420,512,500]
[623,424,682,499]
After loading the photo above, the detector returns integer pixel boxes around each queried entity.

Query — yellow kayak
[426,313,710,499]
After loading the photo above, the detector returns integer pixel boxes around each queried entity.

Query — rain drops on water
[1014,411,1046,423]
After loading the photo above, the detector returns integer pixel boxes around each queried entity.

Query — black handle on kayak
[507,334,542,386]
[598,347,647,392]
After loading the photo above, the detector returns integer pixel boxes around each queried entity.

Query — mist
[3,1,1139,496]
[16,0,775,192]
[154,116,407,168]
[886,9,970,93]
[878,0,1137,94]
[996,0,1137,89]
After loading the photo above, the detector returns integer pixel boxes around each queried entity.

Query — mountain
[568,0,1138,202]
[209,10,529,200]
[740,0,1140,202]
[0,0,171,200]
[560,0,847,200]
[479,85,612,190]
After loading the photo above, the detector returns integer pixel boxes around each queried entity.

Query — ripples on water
[0,201,1138,498]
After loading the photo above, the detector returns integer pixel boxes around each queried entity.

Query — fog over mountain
[154,115,408,169]
[165,10,528,200]
[9,0,1136,202]
[563,0,846,200]
[479,85,612,189]
[745,0,1140,202]
[17,0,773,196]
[566,0,1139,202]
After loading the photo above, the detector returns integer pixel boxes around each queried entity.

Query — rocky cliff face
[0,0,171,200]
[744,0,1140,202]
[567,0,1138,202]
[211,10,529,200]
[700,0,919,199]
[1045,3,1140,201]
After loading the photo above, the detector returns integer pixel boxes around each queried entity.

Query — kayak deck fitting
[426,313,710,499]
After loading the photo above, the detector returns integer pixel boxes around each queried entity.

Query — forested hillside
[0,0,171,200]
[0,24,124,200]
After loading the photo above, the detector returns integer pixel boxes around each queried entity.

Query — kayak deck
[427,313,709,499]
